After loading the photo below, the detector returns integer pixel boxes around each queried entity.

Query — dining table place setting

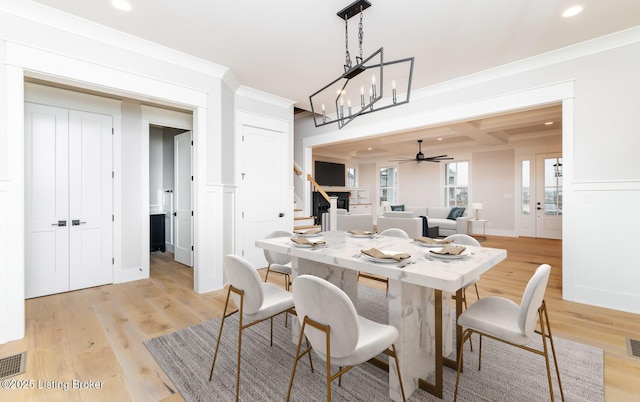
[360,247,411,263]
[293,228,323,237]
[413,236,453,247]
[347,229,377,238]
[428,244,469,259]
[290,236,326,248]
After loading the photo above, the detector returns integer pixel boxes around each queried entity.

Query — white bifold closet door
[25,103,113,298]
[173,130,193,267]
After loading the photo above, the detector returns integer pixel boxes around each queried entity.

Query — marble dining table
[255,231,507,401]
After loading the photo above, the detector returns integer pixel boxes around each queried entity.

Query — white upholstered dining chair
[379,227,410,239]
[287,275,406,402]
[209,254,295,401]
[263,229,293,290]
[453,264,564,401]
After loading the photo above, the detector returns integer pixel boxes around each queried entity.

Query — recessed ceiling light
[562,5,583,18]
[437,137,443,141]
[544,121,554,126]
[112,0,132,11]
[367,147,372,151]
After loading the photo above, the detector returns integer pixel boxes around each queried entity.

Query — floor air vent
[627,338,640,358]
[0,352,26,380]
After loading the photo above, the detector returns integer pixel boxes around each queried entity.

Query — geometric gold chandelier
[309,0,414,129]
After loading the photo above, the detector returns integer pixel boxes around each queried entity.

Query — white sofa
[321,209,374,232]
[376,206,469,238]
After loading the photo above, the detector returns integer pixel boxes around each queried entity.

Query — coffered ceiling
[312,103,562,161]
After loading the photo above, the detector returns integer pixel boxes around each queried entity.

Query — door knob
[72,220,87,226]
[51,220,67,227]
[279,212,285,217]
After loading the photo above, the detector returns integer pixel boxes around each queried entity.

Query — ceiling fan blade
[390,141,453,164]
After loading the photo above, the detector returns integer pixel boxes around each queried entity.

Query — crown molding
[235,85,295,109]
[0,0,229,79]
[412,25,640,101]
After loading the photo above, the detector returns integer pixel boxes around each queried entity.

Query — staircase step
[294,216,315,227]
[294,224,321,231]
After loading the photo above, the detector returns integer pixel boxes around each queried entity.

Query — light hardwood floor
[1,236,639,401]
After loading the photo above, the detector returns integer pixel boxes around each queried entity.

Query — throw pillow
[447,207,465,220]
[390,204,405,211]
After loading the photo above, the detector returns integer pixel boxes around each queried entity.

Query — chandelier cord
[358,6,364,63]
[344,14,352,71]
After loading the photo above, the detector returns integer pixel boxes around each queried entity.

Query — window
[444,161,468,207]
[379,167,397,206]
[544,157,563,216]
[347,167,356,188]
[521,160,530,215]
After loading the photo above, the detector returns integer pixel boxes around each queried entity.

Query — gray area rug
[145,286,603,401]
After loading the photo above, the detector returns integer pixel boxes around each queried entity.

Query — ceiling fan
[389,140,453,163]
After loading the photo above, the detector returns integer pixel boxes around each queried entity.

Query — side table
[467,219,488,240]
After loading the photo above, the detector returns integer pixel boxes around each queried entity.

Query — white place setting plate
[413,241,452,248]
[293,231,323,238]
[347,232,376,238]
[361,250,409,263]
[425,248,470,260]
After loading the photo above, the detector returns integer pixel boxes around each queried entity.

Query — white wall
[162,130,175,191]
[149,126,163,209]
[0,2,293,343]
[472,149,515,233]
[295,27,640,314]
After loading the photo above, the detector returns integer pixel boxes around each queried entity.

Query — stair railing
[307,174,330,203]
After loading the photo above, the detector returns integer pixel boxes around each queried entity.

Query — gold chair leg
[264,264,271,282]
[234,293,245,402]
[539,302,565,402]
[209,286,235,381]
[325,325,332,402]
[462,288,468,310]
[478,334,483,370]
[473,283,480,299]
[461,288,473,352]
[306,336,315,373]
[286,320,308,402]
[542,302,565,401]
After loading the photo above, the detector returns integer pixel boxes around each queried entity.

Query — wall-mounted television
[314,161,345,186]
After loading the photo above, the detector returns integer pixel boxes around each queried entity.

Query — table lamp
[471,203,483,220]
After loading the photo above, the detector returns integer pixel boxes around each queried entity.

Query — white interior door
[25,104,113,298]
[25,104,70,298]
[68,110,114,290]
[240,125,287,268]
[535,153,563,239]
[174,131,193,266]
